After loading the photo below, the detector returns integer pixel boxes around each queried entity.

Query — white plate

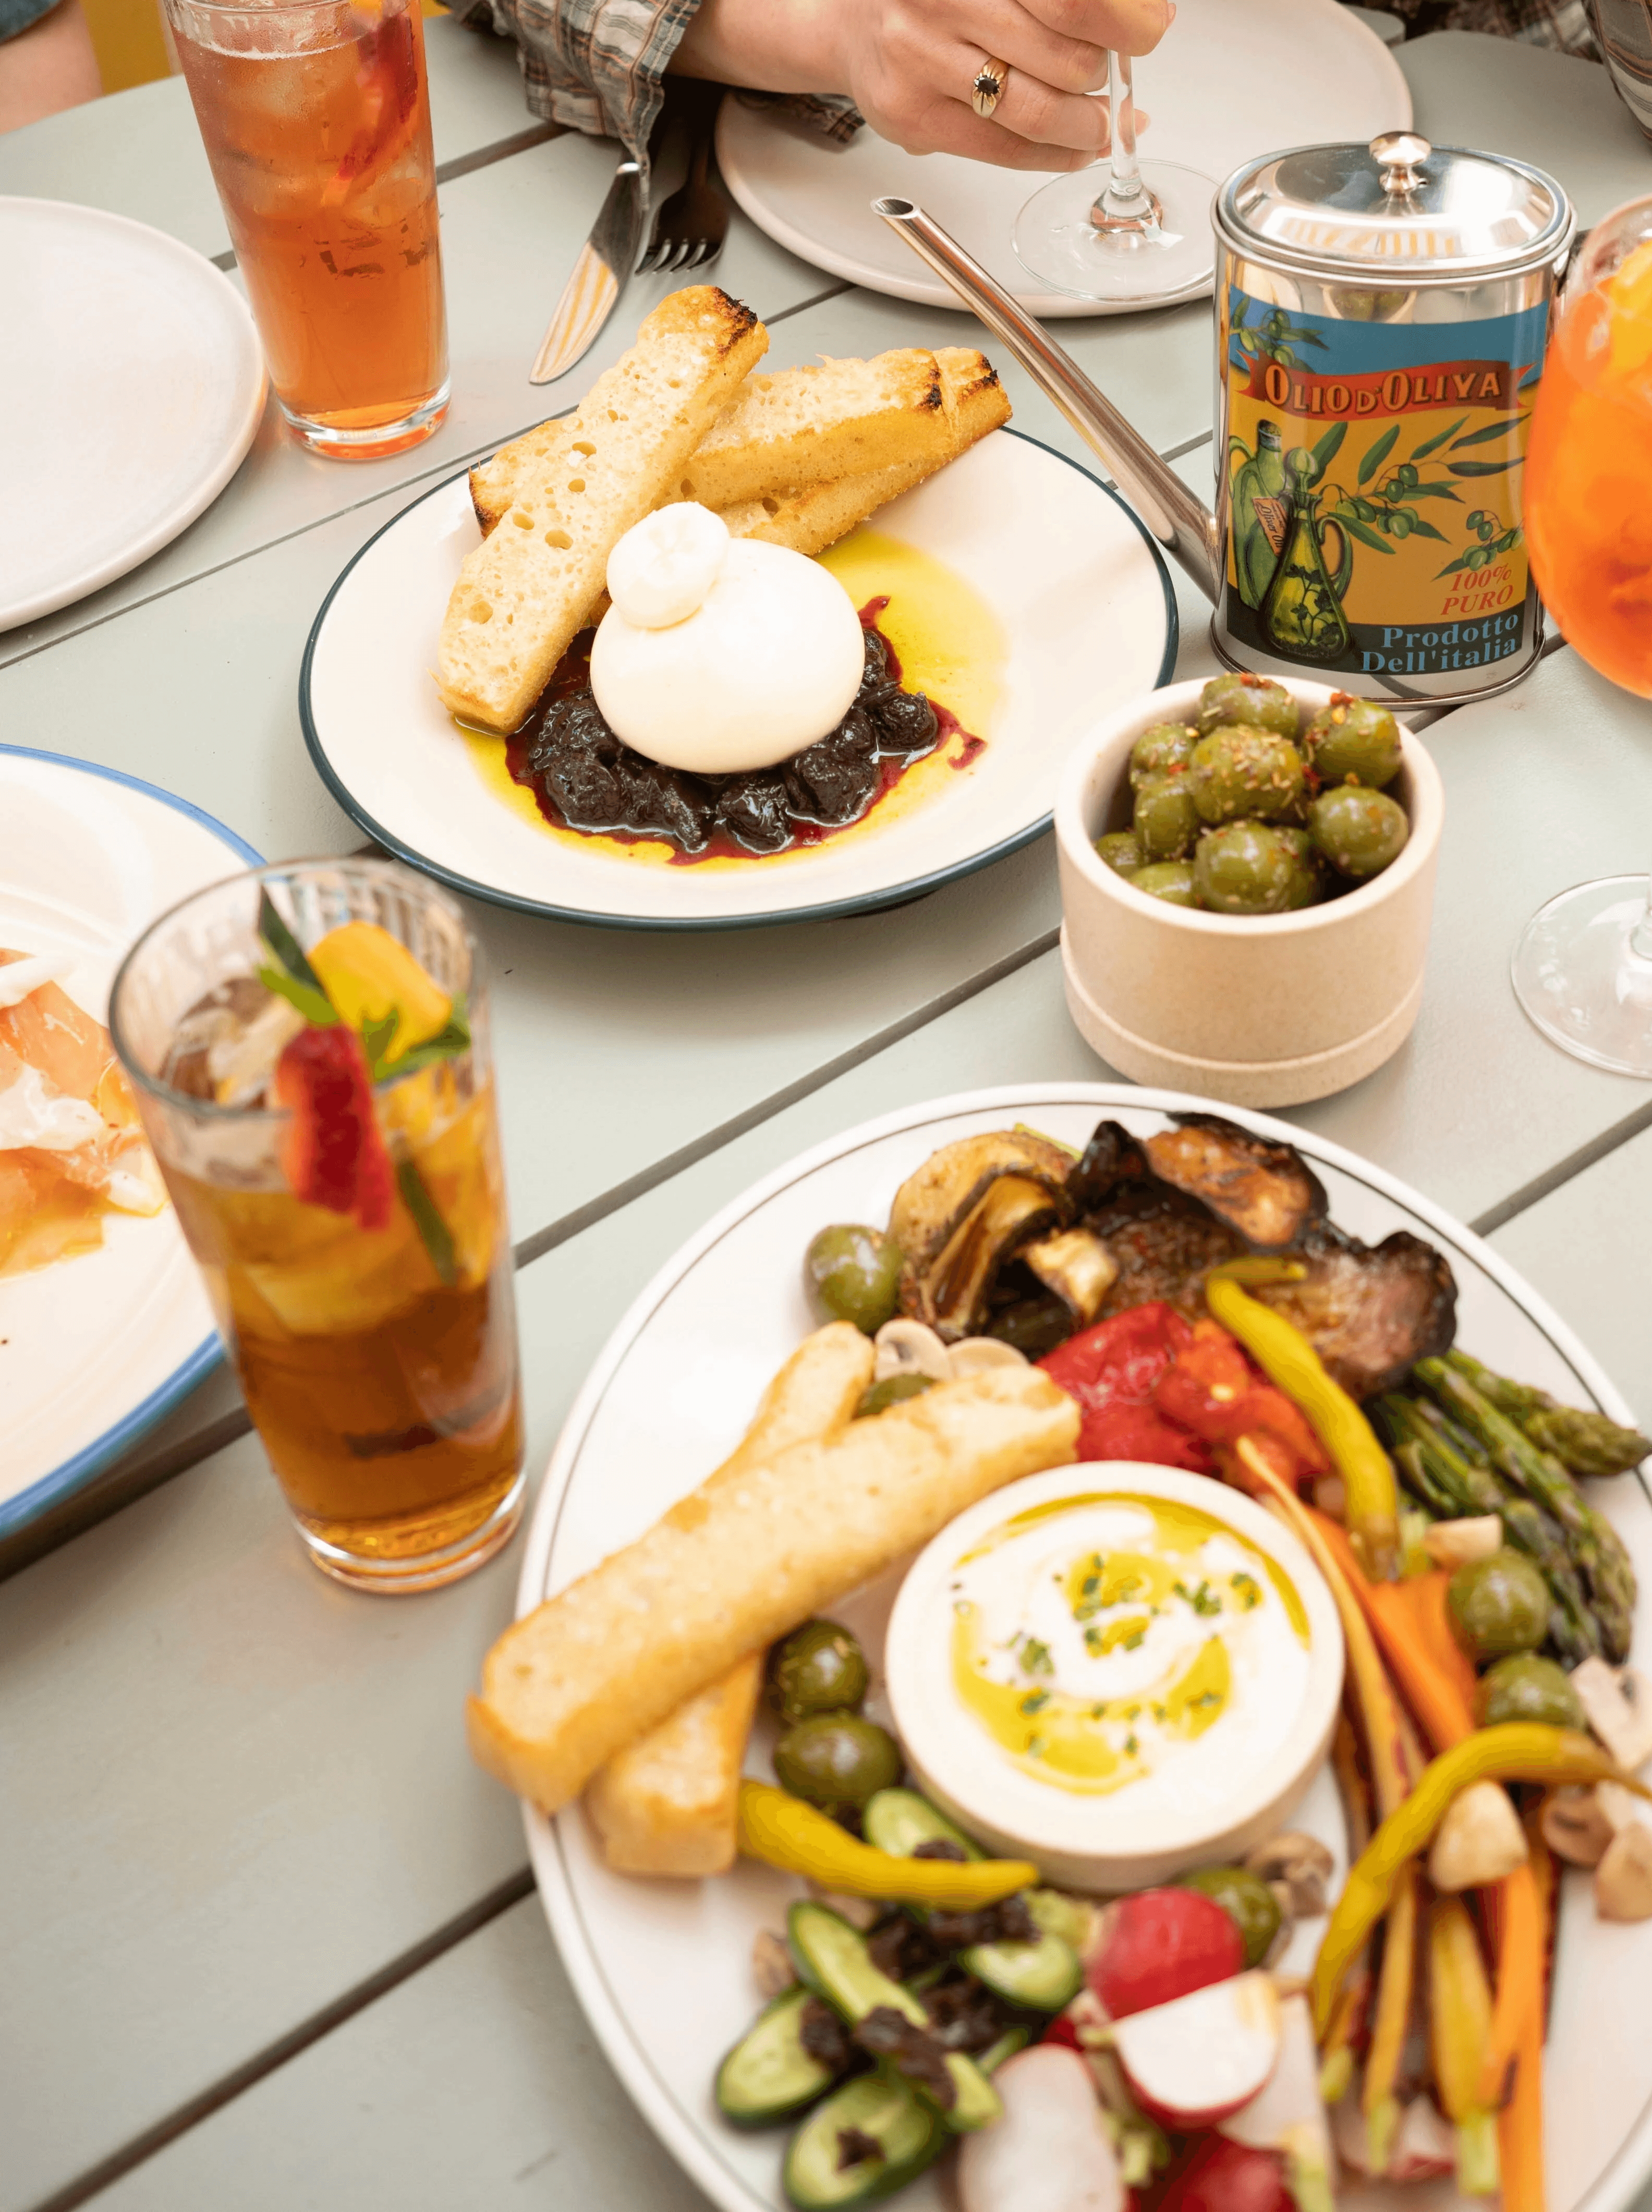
[715,0,1411,318]
[0,197,265,633]
[0,747,261,1540]
[300,430,1176,929]
[518,1084,1652,2212]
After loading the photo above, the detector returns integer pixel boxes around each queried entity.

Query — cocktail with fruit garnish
[111,861,522,1591]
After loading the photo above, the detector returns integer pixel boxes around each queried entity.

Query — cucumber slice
[782,2072,944,2210]
[978,2025,1031,2074]
[715,1987,841,2129]
[859,1792,1084,2014]
[861,1789,981,1861]
[786,1902,1001,2133]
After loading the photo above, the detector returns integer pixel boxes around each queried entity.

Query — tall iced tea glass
[111,861,523,1591]
[1511,194,1652,1075]
[165,0,450,459]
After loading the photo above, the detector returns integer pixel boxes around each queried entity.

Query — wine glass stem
[1635,866,1652,962]
[1106,50,1144,206]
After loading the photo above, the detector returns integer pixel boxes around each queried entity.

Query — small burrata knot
[605,501,730,629]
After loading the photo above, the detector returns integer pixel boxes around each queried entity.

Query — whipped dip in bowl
[884,1464,1344,1892]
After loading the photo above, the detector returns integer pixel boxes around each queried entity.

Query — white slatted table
[2,25,1649,2212]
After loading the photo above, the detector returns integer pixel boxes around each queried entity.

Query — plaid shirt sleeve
[447,0,861,164]
[1380,0,1599,57]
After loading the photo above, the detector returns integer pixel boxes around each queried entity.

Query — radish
[1160,2137,1293,2212]
[1088,1889,1244,2020]
[1329,2090,1453,2183]
[1111,1970,1282,2131]
[1219,1996,1335,2212]
[958,2046,1125,2212]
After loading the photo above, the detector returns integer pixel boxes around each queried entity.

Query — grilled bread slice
[436,287,768,732]
[466,1354,1078,1815]
[583,1653,764,1877]
[718,348,1010,559]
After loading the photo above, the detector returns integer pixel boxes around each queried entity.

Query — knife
[530,154,647,385]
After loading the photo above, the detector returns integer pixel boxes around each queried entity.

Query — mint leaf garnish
[257,962,336,1030]
[396,1157,457,1287]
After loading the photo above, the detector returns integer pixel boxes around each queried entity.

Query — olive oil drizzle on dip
[948,1493,1310,1801]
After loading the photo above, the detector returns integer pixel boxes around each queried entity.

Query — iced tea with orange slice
[112,864,522,1590]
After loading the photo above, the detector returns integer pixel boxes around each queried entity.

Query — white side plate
[300,431,1176,929]
[517,1085,1652,2212]
[716,0,1411,317]
[0,747,261,1539]
[0,196,266,634]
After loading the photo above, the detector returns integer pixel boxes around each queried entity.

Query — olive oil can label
[1222,289,1548,679]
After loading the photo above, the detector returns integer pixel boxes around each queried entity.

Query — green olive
[1130,860,1200,908]
[1197,672,1300,741]
[1177,1866,1283,1969]
[855,1372,933,1419]
[1304,694,1403,790]
[767,1620,870,1724]
[1187,726,1307,827]
[1129,721,1197,787]
[1448,1550,1551,1664]
[1096,831,1144,877]
[1133,774,1199,860]
[1194,821,1317,915]
[804,1224,903,1336]
[774,1711,902,1811]
[1308,786,1410,880]
[1475,1652,1585,1731]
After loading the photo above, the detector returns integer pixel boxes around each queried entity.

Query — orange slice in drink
[308,920,452,1068]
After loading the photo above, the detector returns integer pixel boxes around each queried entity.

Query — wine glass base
[1511,875,1652,1077]
[1015,160,1217,303]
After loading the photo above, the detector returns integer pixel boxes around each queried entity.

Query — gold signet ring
[970,57,1009,120]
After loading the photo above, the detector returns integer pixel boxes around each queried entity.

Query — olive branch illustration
[1308,414,1529,577]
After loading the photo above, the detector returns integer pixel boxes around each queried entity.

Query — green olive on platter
[804,1224,903,1336]
[1308,787,1410,880]
[773,1711,903,1811]
[855,1372,933,1419]
[1474,1652,1586,1731]
[1130,860,1200,907]
[1196,671,1299,741]
[1187,726,1307,826]
[1194,821,1320,915]
[1133,774,1200,860]
[1129,721,1197,785]
[1096,830,1144,877]
[1305,693,1403,789]
[767,1620,870,1724]
[1448,1549,1552,1663]
[1177,1864,1283,1968]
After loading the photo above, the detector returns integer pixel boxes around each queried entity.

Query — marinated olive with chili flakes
[1105,677,1413,916]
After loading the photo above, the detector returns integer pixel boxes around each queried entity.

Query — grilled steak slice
[1141,1114,1328,1250]
[1253,1224,1457,1399]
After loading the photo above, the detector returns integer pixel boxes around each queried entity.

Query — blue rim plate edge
[514,1081,1652,2212]
[0,743,262,1543]
[297,429,1180,933]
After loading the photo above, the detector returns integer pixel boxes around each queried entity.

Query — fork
[637,92,730,274]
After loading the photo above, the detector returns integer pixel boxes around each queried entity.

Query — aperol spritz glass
[1013,47,1215,306]
[1511,194,1652,1075]
[165,0,450,458]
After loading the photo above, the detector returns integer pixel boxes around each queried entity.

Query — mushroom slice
[1251,1222,1459,1401]
[889,1131,1072,1278]
[1596,1822,1652,1922]
[909,1175,1064,1343]
[1541,1786,1614,1868]
[1570,1659,1652,1772]
[1021,1226,1119,1328]
[949,1337,1029,1377]
[872,1319,954,1386]
[1243,1832,1334,1917]
[1142,1115,1328,1251]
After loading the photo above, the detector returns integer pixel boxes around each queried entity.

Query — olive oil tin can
[1213,132,1574,704]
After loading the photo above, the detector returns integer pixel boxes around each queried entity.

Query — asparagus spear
[1446,1350,1650,1480]
[1414,1360,1635,1664]
[1374,1395,1601,1666]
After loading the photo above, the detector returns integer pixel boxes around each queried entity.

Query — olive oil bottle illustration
[1261,448,1352,661]
[1230,420,1290,608]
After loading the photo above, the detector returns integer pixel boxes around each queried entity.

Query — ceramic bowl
[1053,677,1444,1108]
[883,1462,1344,1893]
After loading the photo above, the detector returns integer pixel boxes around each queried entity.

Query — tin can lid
[1217,134,1572,279]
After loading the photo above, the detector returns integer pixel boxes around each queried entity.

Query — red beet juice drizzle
[502,598,983,865]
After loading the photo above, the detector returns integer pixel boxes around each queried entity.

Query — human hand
[822,0,1172,171]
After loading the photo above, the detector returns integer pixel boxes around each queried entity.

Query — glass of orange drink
[1511,193,1652,1075]
[164,0,448,460]
[111,861,523,1591]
